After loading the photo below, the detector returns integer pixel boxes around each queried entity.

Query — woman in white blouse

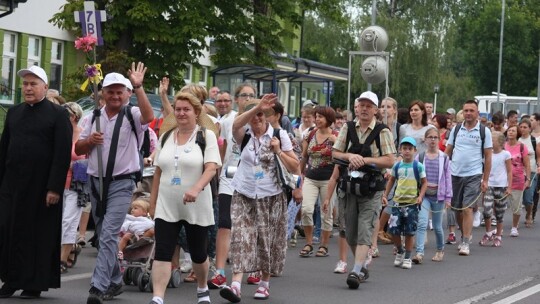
[219,96,299,302]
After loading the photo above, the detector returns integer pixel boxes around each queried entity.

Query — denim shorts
[388,205,419,236]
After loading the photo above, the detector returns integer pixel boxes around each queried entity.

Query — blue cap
[400,136,417,147]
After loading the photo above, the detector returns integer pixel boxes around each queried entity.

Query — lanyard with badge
[250,137,264,180]
[171,127,198,185]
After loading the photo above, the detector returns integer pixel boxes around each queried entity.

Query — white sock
[231,281,241,292]
[152,296,164,304]
[184,252,192,262]
[197,287,210,303]
[259,280,269,289]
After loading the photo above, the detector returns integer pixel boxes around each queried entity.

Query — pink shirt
[504,142,528,190]
[79,106,148,177]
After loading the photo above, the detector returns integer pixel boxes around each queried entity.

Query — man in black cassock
[0,66,72,299]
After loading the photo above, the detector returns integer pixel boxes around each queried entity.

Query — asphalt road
[2,211,540,304]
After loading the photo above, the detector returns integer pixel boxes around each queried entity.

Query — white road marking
[491,284,540,304]
[61,272,93,283]
[454,277,535,304]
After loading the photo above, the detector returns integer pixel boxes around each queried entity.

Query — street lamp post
[434,84,440,115]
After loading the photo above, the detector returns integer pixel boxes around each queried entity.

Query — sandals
[183,271,197,283]
[299,244,313,257]
[60,261,68,274]
[67,244,82,268]
[315,246,329,257]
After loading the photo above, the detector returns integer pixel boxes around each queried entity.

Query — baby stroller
[121,237,182,292]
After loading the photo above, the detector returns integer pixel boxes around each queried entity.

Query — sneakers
[401,258,412,269]
[479,233,493,246]
[473,211,482,227]
[394,253,404,267]
[334,260,347,274]
[458,242,470,256]
[371,247,380,258]
[492,236,502,247]
[312,236,320,245]
[103,283,123,300]
[445,233,456,245]
[87,286,105,304]
[253,286,270,300]
[431,251,444,262]
[411,254,423,264]
[510,227,519,237]
[247,274,260,285]
[290,229,298,247]
[208,273,227,289]
[180,259,192,273]
[220,285,241,303]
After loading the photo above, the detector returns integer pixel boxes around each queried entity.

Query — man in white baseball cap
[332,90,396,289]
[17,65,48,85]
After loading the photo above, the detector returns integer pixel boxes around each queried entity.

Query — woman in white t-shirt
[148,92,221,304]
[518,118,539,227]
[399,100,436,156]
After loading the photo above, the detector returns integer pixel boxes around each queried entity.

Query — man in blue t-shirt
[445,100,492,257]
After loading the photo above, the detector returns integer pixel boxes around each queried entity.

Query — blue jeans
[523,173,537,206]
[415,197,445,254]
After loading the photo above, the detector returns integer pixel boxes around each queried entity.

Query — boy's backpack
[451,123,486,158]
[393,160,421,195]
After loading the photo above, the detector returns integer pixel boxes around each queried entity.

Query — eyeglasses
[215,99,232,103]
[426,136,439,140]
[237,93,255,98]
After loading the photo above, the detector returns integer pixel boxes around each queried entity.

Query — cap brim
[17,70,46,83]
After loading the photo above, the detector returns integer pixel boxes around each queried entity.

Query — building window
[27,36,42,67]
[50,40,63,91]
[301,88,307,103]
[183,64,192,83]
[1,32,17,104]
[198,66,208,85]
[311,90,318,102]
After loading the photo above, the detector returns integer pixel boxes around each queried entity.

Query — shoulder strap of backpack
[520,142,524,159]
[346,121,360,149]
[240,129,252,153]
[532,136,537,159]
[480,124,486,158]
[274,127,283,150]
[196,127,206,159]
[393,161,401,179]
[413,160,421,193]
[124,104,140,149]
[306,128,318,144]
[452,123,462,147]
[395,122,401,146]
[160,128,175,149]
[362,123,387,155]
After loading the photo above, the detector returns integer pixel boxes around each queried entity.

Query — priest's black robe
[0,99,72,291]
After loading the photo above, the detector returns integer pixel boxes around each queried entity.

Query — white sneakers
[458,242,470,256]
[473,211,482,228]
[334,260,347,274]
[394,253,404,267]
[510,227,519,237]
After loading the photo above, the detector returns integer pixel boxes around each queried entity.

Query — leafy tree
[50,0,345,94]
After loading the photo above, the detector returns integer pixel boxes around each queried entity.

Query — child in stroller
[118,199,155,261]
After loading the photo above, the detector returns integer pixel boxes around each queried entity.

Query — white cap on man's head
[447,108,456,115]
[17,65,48,84]
[356,91,378,106]
[302,99,317,108]
[102,72,127,88]
[123,77,133,91]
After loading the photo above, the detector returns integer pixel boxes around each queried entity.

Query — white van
[476,94,539,119]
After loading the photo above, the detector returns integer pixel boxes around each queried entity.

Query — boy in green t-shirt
[382,137,427,269]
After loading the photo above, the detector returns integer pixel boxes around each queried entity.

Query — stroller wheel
[123,268,133,285]
[132,268,142,286]
[168,269,181,288]
[137,272,150,292]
